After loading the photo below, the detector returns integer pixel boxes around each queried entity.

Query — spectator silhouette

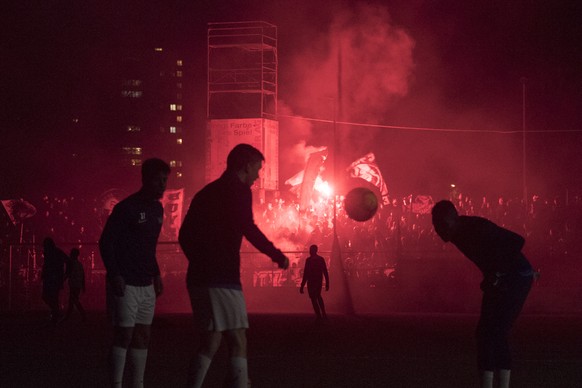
[41,237,66,324]
[300,244,329,320]
[63,247,86,321]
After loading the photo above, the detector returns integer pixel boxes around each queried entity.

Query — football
[344,187,378,222]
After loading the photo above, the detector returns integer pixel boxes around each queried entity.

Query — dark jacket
[179,170,286,289]
[451,216,532,278]
[99,190,163,286]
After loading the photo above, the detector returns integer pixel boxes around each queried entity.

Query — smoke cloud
[279,3,416,183]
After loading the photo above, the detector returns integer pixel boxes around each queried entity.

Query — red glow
[314,177,332,197]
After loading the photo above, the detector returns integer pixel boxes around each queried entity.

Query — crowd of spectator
[250,191,582,275]
[4,190,582,284]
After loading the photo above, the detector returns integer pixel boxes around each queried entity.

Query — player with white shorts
[100,158,170,388]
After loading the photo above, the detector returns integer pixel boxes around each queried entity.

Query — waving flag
[347,153,389,205]
[411,195,434,214]
[161,188,184,241]
[299,148,328,210]
[1,199,37,224]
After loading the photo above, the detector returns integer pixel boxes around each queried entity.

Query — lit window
[176,172,183,178]
[127,125,141,132]
[177,83,182,89]
[176,116,182,123]
[130,159,142,166]
[177,104,182,111]
[170,160,177,167]
[170,126,176,133]
[121,90,143,98]
[177,138,183,145]
[176,71,183,77]
[177,60,183,66]
[122,80,142,86]
[170,104,177,111]
[122,147,142,155]
[155,47,163,52]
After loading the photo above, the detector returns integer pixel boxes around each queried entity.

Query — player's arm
[238,190,289,269]
[99,204,127,295]
[322,258,330,290]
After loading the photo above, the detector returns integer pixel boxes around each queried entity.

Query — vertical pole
[9,245,13,310]
[521,77,528,220]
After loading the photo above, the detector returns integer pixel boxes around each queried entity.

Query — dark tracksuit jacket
[179,170,286,290]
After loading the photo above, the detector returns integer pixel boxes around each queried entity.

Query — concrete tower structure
[206,21,279,194]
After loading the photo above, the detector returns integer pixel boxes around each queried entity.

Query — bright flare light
[314,178,333,198]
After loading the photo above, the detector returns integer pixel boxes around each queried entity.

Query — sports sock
[499,369,511,388]
[187,354,212,388]
[481,370,494,388]
[110,346,127,388]
[225,357,248,388]
[128,348,148,388]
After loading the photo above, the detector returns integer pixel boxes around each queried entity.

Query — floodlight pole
[333,100,338,239]
[333,42,343,240]
[521,77,528,219]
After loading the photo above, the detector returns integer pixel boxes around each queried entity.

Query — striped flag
[347,153,389,204]
[161,188,184,241]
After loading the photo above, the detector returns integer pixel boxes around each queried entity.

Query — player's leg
[476,290,498,388]
[188,330,223,388]
[480,370,494,388]
[499,369,511,388]
[65,287,81,319]
[107,283,139,388]
[218,288,249,388]
[317,295,327,319]
[111,326,134,388]
[43,289,61,322]
[494,274,533,388]
[74,287,87,321]
[128,285,156,388]
[308,287,322,318]
[310,297,322,318]
[224,329,248,388]
[187,286,222,388]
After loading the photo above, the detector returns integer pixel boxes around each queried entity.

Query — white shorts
[107,284,156,327]
[188,287,249,332]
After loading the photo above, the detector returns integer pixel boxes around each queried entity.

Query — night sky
[1,0,581,201]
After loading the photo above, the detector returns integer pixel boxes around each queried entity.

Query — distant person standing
[99,158,170,388]
[300,244,330,320]
[63,247,86,321]
[431,200,534,388]
[179,143,290,388]
[41,237,67,323]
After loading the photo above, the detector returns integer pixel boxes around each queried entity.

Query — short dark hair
[142,158,170,182]
[43,237,55,250]
[70,248,80,259]
[431,200,457,222]
[309,244,318,255]
[226,144,264,172]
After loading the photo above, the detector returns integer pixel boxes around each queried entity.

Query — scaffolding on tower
[206,21,280,195]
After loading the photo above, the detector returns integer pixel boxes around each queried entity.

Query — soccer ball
[344,187,378,222]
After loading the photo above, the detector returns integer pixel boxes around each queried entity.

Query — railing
[2,241,411,311]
